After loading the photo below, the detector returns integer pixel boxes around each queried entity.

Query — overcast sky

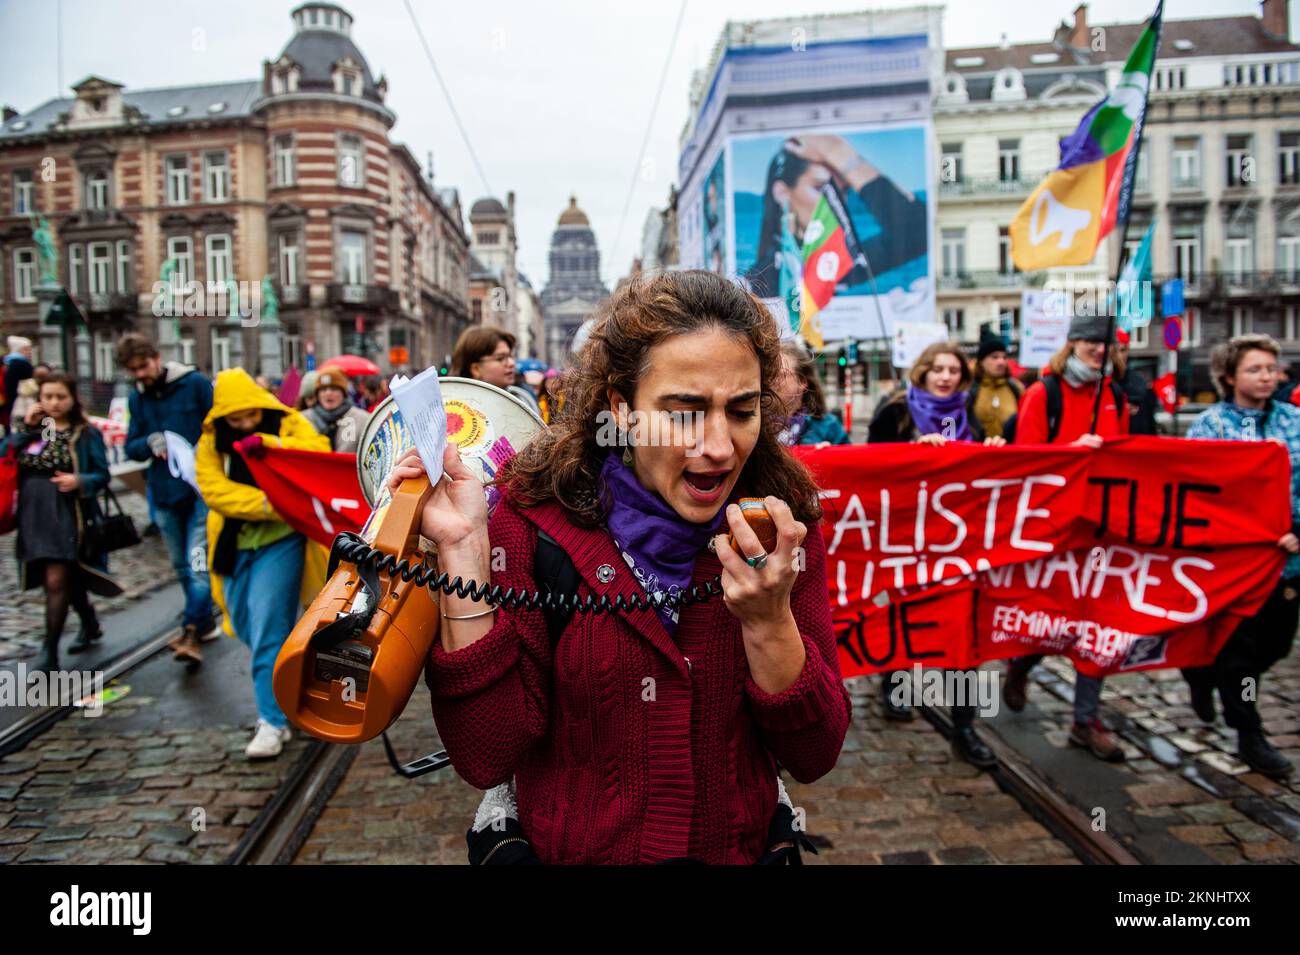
[0,0,1279,287]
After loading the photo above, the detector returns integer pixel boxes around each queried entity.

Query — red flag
[238,445,369,547]
[1154,372,1178,414]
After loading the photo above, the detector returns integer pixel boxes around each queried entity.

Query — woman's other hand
[1278,532,1299,555]
[715,495,806,629]
[50,471,80,493]
[1071,433,1104,449]
[916,433,947,447]
[387,444,488,552]
[983,435,1007,447]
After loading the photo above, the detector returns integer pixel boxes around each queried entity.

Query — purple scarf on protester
[599,452,726,634]
[905,385,973,441]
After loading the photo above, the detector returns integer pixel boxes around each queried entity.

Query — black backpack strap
[535,529,580,644]
[1043,374,1064,442]
[1110,379,1126,427]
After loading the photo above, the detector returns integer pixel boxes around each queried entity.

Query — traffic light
[837,353,847,367]
[439,366,449,375]
[846,339,859,364]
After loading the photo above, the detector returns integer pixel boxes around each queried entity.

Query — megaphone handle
[374,474,433,558]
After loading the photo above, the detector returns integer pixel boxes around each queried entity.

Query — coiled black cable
[330,533,725,616]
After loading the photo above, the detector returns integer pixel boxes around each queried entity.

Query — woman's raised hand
[714,496,806,629]
[386,444,488,552]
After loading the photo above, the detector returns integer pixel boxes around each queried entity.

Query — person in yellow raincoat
[196,369,329,759]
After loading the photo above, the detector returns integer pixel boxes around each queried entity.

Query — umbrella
[324,354,380,376]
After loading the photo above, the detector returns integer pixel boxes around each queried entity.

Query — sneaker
[1069,719,1126,763]
[172,626,203,665]
[1238,731,1294,780]
[1003,663,1028,712]
[245,720,292,760]
[198,617,222,643]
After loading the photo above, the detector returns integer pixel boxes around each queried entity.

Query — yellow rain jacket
[196,369,330,638]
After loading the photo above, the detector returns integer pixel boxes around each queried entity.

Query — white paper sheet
[388,368,447,486]
[163,431,201,493]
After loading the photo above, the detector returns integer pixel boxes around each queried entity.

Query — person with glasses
[1183,334,1300,779]
[451,325,541,414]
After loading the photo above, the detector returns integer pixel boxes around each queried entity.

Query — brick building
[0,2,470,398]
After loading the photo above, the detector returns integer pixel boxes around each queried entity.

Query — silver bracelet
[440,603,498,621]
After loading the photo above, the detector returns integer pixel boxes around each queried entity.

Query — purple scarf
[599,453,725,634]
[906,385,972,441]
[778,413,808,447]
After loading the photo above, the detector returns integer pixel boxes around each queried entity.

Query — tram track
[921,705,1140,865]
[228,739,357,865]
[0,625,183,759]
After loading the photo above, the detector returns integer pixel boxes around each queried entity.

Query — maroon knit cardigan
[426,492,852,864]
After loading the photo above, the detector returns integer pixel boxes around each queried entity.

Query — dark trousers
[882,669,980,726]
[1182,577,1299,734]
[1008,655,1105,723]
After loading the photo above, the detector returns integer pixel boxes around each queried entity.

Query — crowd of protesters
[2,269,1295,854]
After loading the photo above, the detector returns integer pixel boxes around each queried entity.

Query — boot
[172,625,203,666]
[67,615,103,654]
[1003,662,1028,712]
[1069,719,1126,763]
[1238,731,1294,780]
[34,636,59,673]
[1188,681,1217,724]
[881,674,914,722]
[952,725,997,769]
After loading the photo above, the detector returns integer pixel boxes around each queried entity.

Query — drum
[356,376,545,509]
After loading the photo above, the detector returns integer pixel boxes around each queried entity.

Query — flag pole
[1090,1,1162,433]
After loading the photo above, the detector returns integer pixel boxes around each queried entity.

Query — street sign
[1161,279,1184,318]
[1163,316,1183,350]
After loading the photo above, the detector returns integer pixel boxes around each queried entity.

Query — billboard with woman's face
[731,127,932,342]
[676,22,937,346]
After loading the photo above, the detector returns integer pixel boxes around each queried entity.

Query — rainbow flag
[798,185,861,348]
[1010,1,1163,271]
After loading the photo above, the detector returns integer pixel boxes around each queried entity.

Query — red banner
[243,435,1289,680]
[796,436,1289,678]
[239,445,368,547]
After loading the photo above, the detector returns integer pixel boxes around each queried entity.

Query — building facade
[940,1,1300,394]
[541,196,609,362]
[0,2,470,397]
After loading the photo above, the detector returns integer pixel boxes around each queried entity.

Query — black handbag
[81,484,140,557]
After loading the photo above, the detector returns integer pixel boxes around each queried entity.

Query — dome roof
[470,196,506,218]
[275,5,382,102]
[558,195,590,227]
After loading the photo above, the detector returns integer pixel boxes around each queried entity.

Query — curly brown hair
[502,270,823,528]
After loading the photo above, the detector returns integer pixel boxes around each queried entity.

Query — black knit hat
[1067,313,1111,342]
[977,329,1007,361]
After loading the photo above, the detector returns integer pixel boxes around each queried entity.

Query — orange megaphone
[273,476,440,743]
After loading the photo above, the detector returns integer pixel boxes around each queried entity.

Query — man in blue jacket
[117,333,215,664]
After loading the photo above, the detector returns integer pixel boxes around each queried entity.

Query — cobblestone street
[293,678,1079,865]
[984,654,1300,863]
[0,489,176,663]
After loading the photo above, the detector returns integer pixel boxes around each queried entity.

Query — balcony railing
[938,270,1048,291]
[84,290,137,313]
[1152,271,1300,296]
[277,283,306,306]
[937,176,1046,198]
[326,283,398,310]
